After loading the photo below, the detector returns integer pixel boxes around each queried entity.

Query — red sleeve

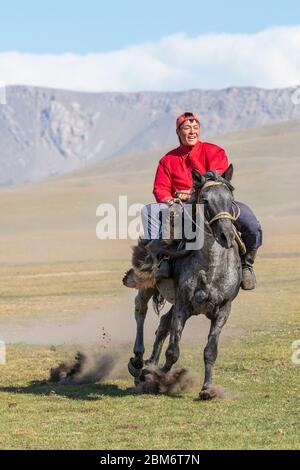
[153,159,172,203]
[205,145,229,175]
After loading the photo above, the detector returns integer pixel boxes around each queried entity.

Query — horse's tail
[123,239,157,290]
[132,238,149,270]
[122,238,189,291]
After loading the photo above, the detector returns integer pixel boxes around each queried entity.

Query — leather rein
[199,181,240,226]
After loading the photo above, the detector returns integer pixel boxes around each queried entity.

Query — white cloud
[0,25,300,92]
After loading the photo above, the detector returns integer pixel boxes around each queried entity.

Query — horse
[123,164,242,399]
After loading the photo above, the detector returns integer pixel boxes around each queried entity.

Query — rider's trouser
[141,201,262,252]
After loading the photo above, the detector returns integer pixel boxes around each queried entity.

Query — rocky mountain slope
[0,85,299,185]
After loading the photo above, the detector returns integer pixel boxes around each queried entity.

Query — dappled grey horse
[127,165,242,399]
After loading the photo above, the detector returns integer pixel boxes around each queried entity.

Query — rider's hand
[166,198,181,207]
[175,189,195,202]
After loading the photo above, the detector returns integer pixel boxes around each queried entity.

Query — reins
[200,181,240,226]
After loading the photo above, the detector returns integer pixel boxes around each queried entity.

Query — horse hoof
[139,367,152,382]
[198,387,218,401]
[128,358,143,378]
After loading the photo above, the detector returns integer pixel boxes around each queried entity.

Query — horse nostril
[220,232,231,248]
[220,233,227,243]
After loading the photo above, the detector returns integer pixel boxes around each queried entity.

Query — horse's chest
[191,277,218,316]
[189,266,234,317]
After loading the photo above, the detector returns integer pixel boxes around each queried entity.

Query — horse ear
[222,164,233,182]
[192,169,205,188]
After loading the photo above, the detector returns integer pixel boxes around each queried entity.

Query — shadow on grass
[0,380,139,401]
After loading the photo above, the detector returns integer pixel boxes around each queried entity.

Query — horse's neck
[200,232,225,267]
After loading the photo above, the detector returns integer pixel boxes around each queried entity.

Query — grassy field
[0,254,299,450]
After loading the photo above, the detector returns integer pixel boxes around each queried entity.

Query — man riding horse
[141,112,262,290]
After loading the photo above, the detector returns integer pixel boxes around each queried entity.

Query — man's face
[177,119,200,146]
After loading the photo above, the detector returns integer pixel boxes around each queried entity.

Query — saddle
[123,229,246,290]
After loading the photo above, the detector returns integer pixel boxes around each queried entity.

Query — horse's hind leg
[146,306,173,366]
[128,288,154,379]
[199,302,231,400]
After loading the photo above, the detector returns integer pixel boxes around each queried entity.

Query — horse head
[192,164,236,249]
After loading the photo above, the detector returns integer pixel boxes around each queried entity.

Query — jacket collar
[178,140,202,157]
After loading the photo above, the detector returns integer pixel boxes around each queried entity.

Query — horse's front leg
[161,304,188,373]
[146,306,173,366]
[128,288,154,379]
[199,302,231,400]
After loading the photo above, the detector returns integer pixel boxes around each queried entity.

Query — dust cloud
[0,291,221,347]
[136,364,198,396]
[49,350,117,385]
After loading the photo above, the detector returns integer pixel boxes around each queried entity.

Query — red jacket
[153,141,229,203]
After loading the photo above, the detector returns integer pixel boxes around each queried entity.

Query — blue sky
[0,1,299,91]
[1,0,300,53]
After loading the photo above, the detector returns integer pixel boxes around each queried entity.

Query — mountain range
[1,84,300,185]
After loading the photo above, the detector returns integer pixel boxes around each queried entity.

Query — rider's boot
[241,248,258,290]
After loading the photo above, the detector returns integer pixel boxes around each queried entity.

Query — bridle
[175,181,240,228]
[200,181,240,226]
[174,180,246,254]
